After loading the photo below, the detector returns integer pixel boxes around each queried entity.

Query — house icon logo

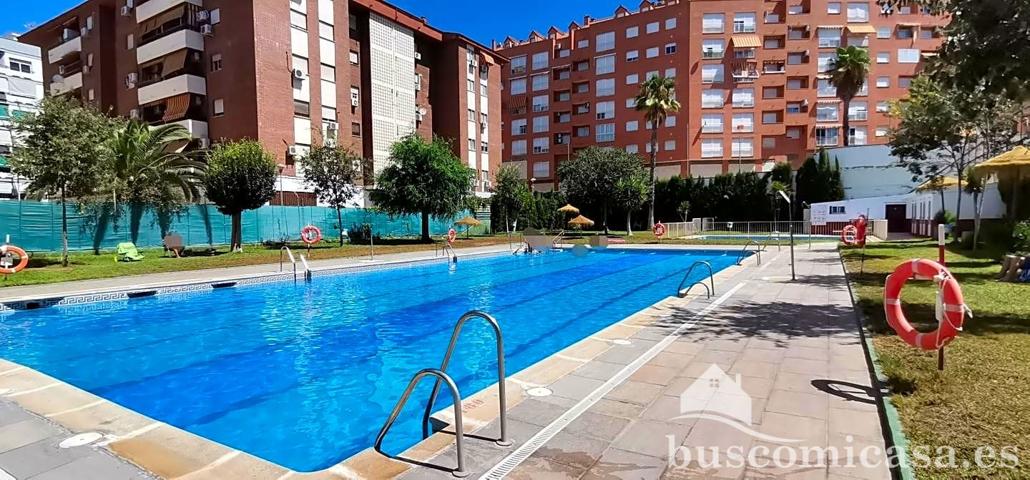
[673,365,800,443]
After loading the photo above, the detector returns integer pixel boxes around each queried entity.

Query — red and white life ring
[300,225,322,245]
[447,228,457,244]
[653,222,667,238]
[884,259,971,351]
[0,245,29,275]
[841,225,859,245]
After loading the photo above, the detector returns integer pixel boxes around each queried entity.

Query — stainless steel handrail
[438,243,458,263]
[299,254,312,281]
[279,246,297,280]
[422,311,510,447]
[677,261,715,298]
[374,369,469,478]
[737,240,763,266]
[550,229,565,248]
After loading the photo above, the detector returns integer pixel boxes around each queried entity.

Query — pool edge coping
[0,244,750,480]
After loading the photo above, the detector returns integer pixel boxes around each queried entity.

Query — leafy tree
[964,166,987,249]
[203,140,277,251]
[614,168,649,235]
[890,76,1023,234]
[10,96,115,266]
[827,46,870,146]
[677,200,691,222]
[300,144,363,245]
[105,120,207,242]
[490,165,532,234]
[634,75,681,228]
[371,135,473,242]
[557,147,644,234]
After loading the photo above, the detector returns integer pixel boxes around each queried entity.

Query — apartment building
[20,0,505,205]
[0,35,44,199]
[496,0,944,190]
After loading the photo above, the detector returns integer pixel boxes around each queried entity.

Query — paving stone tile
[759,412,827,444]
[639,396,697,427]
[0,420,59,454]
[0,438,91,479]
[580,447,667,480]
[739,348,786,364]
[607,381,663,407]
[663,340,703,356]
[702,339,748,353]
[0,402,33,429]
[611,419,691,460]
[507,398,572,428]
[728,360,780,379]
[571,360,625,382]
[772,372,822,394]
[564,411,631,442]
[785,346,832,361]
[629,365,679,386]
[765,390,830,420]
[828,408,882,439]
[506,454,587,480]
[588,399,646,420]
[550,375,606,400]
[27,453,151,480]
[648,352,694,370]
[534,431,610,470]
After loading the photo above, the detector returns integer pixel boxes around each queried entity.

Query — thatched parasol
[975,146,1030,218]
[455,215,482,238]
[567,215,595,229]
[914,176,960,192]
[558,204,580,214]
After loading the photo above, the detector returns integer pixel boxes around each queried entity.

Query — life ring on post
[854,215,868,246]
[447,228,457,244]
[300,225,322,245]
[841,225,859,245]
[884,259,971,351]
[653,222,667,238]
[0,245,29,275]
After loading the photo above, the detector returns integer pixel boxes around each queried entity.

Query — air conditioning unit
[200,24,214,36]
[292,68,305,80]
[125,73,137,89]
[129,108,139,119]
[196,10,210,22]
[350,95,359,107]
[125,0,134,8]
[197,137,211,149]
[58,65,66,75]
[287,145,302,157]
[62,29,76,41]
[121,5,131,16]
[414,52,422,61]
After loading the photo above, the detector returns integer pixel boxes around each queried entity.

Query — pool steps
[677,260,715,299]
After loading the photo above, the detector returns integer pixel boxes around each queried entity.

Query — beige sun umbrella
[567,215,595,230]
[975,146,1030,218]
[455,215,482,238]
[558,204,581,214]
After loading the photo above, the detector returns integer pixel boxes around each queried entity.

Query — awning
[897,22,921,27]
[731,35,761,48]
[162,94,191,122]
[141,5,186,36]
[480,53,495,66]
[817,25,845,30]
[847,24,877,34]
[816,99,842,103]
[506,94,527,111]
[162,49,189,73]
[921,51,938,58]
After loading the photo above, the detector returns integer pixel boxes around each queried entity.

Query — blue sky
[3,0,629,45]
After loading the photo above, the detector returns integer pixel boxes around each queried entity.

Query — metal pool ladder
[736,240,763,266]
[279,246,298,280]
[374,310,511,478]
[677,261,715,298]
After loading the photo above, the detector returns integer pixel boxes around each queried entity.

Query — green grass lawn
[2,236,510,288]
[841,241,1030,478]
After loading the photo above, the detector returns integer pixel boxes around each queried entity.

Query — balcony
[138,74,206,105]
[137,29,205,64]
[48,35,81,64]
[848,111,869,121]
[168,119,208,139]
[50,71,83,95]
[702,50,725,59]
[137,0,204,23]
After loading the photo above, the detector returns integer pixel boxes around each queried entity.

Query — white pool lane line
[478,282,747,480]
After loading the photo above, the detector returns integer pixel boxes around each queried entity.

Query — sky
[2,0,630,46]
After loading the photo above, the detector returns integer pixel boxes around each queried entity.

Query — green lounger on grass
[115,242,145,262]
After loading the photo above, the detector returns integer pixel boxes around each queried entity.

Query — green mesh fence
[0,201,489,252]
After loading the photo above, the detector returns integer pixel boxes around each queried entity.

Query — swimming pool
[0,248,739,472]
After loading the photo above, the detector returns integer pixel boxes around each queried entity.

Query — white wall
[813,193,912,223]
[825,145,918,199]
[811,182,1007,224]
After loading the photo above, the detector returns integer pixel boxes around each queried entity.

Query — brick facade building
[21,0,505,205]
[495,0,944,191]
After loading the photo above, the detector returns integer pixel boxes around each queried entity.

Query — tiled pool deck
[0,243,892,479]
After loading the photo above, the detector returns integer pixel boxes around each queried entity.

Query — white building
[0,35,43,199]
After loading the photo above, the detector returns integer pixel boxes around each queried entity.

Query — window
[575,125,590,137]
[665,140,677,151]
[732,113,754,132]
[816,103,839,121]
[532,137,549,153]
[875,126,889,137]
[646,47,659,58]
[512,140,527,155]
[574,60,590,72]
[351,122,362,137]
[626,50,639,62]
[786,102,804,114]
[818,52,837,72]
[531,74,548,91]
[733,12,757,33]
[321,64,336,83]
[763,137,776,149]
[294,100,310,117]
[701,139,723,158]
[701,114,723,133]
[830,206,847,215]
[849,127,868,145]
[702,14,725,33]
[731,138,754,158]
[817,79,837,97]
[848,34,869,47]
[818,28,842,48]
[626,26,639,38]
[596,101,615,120]
[595,55,615,75]
[876,101,890,113]
[897,26,914,39]
[319,21,334,41]
[762,111,780,124]
[626,73,639,85]
[596,123,615,142]
[574,82,589,93]
[701,89,725,108]
[467,79,475,92]
[8,58,31,73]
[765,37,784,49]
[512,119,527,135]
[665,68,677,78]
[877,26,891,39]
[577,39,589,49]
[532,52,549,70]
[702,39,724,58]
[816,127,839,146]
[665,116,676,127]
[349,50,360,64]
[646,22,659,34]
[532,161,549,177]
[847,2,869,22]
[510,78,527,95]
[511,56,527,74]
[532,95,548,112]
[876,51,889,63]
[126,34,134,50]
[897,48,920,64]
[625,98,636,109]
[787,78,805,90]
[786,127,802,139]
[626,120,638,132]
[213,98,225,116]
[899,76,913,88]
[827,2,842,14]
[665,43,677,54]
[702,65,724,83]
[210,53,223,72]
[626,144,639,154]
[532,116,548,133]
[596,78,615,96]
[848,101,868,120]
[290,10,307,29]
[732,88,754,107]
[876,76,890,88]
[788,52,805,65]
[596,32,615,52]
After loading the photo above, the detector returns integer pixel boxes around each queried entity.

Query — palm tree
[107,121,207,241]
[827,46,871,146]
[634,75,681,228]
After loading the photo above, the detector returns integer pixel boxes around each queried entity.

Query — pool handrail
[279,246,297,280]
[736,240,763,266]
[677,261,715,299]
[438,242,458,263]
[374,368,469,478]
[298,254,311,281]
[422,310,511,447]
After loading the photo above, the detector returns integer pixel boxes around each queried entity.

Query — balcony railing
[848,111,869,121]
[48,35,82,65]
[733,24,757,33]
[702,50,724,59]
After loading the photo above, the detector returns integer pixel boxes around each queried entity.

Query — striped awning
[818,25,845,30]
[847,24,877,34]
[140,5,185,36]
[731,35,761,48]
[506,94,527,111]
[162,94,191,122]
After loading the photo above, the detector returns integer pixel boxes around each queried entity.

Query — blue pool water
[0,248,738,471]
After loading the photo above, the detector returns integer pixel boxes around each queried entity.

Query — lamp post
[778,190,796,281]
